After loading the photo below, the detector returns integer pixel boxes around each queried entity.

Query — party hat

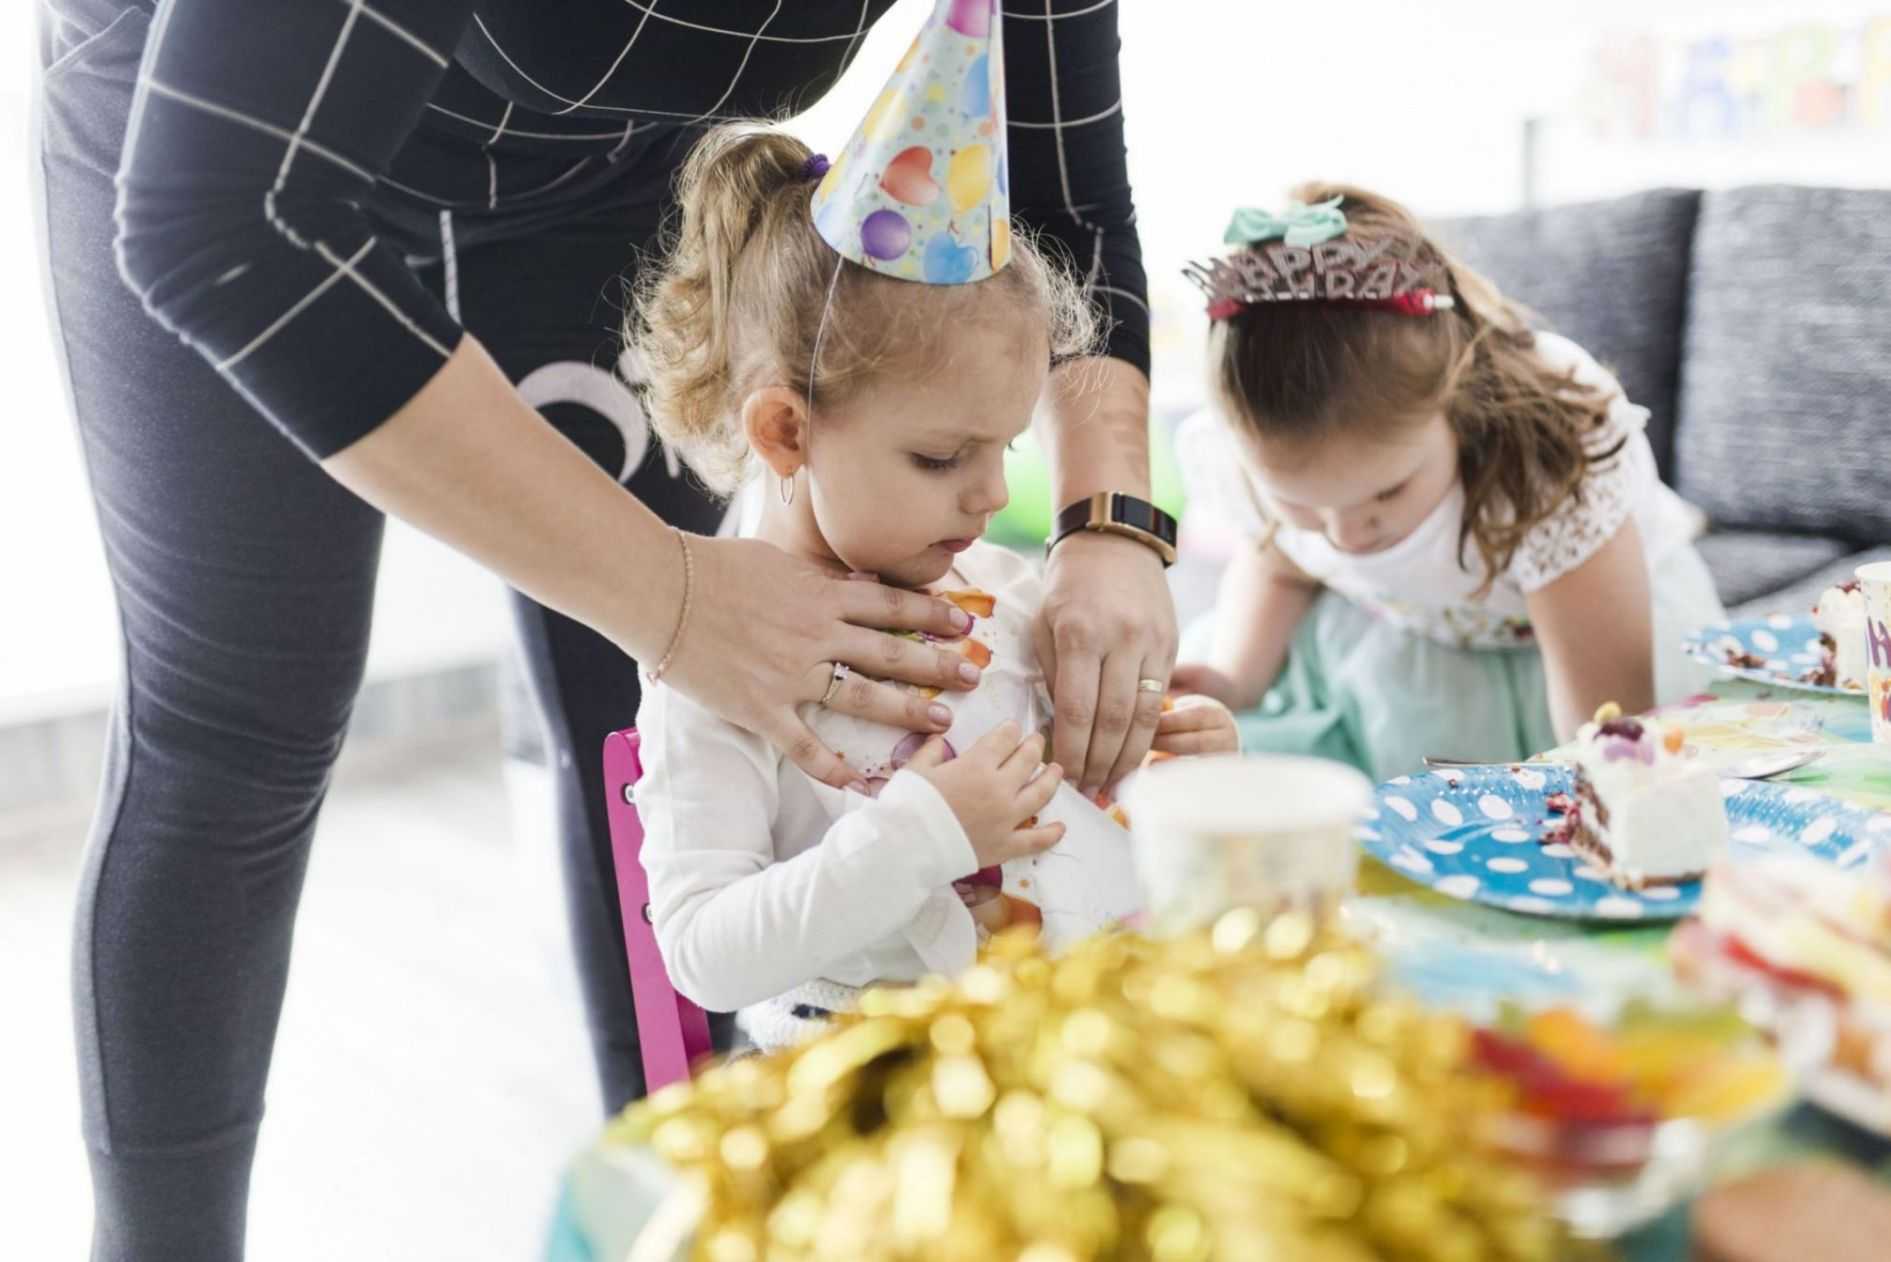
[811,0,1010,284]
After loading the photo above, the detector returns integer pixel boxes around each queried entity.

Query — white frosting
[1571,716,1728,884]
[1814,584,1870,690]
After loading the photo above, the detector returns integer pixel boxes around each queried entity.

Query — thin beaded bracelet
[644,527,694,684]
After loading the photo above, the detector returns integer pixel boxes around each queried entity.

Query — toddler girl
[1175,183,1723,781]
[627,125,1234,1050]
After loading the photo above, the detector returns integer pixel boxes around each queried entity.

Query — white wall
[1105,0,1891,415]
[4,3,114,720]
[2,4,511,722]
[1533,4,1891,205]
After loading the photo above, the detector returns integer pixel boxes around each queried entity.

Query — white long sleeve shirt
[635,543,1140,1020]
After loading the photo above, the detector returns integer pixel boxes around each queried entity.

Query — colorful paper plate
[1359,765,1886,921]
[1682,613,1865,698]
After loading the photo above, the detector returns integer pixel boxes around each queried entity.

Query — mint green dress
[1182,548,1725,784]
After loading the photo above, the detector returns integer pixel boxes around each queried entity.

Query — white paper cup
[1857,561,1891,747]
[1120,753,1373,935]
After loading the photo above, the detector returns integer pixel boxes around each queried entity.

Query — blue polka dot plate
[1681,613,1865,698]
[1359,764,1887,921]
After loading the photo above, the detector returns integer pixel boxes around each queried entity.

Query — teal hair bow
[1223,196,1347,248]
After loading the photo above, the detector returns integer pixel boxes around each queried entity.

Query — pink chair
[602,729,712,1092]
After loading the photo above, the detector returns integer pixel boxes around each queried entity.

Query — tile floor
[1,742,600,1261]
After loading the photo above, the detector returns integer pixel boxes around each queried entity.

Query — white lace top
[1181,333,1705,651]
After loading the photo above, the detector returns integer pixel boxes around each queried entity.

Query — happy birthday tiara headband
[1183,197,1456,321]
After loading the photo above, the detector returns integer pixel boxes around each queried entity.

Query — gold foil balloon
[602,917,1558,1260]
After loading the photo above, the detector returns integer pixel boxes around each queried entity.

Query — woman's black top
[111,1,1146,457]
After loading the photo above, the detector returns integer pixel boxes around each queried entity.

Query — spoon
[1717,748,1825,780]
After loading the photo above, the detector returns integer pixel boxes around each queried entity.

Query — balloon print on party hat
[811,0,1009,283]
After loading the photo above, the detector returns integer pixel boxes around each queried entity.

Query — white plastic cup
[1120,753,1373,935]
[1857,561,1891,747]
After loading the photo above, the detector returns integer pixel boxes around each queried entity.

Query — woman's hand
[1032,357,1179,798]
[324,341,981,792]
[660,537,988,789]
[1151,694,1240,757]
[1035,532,1179,797]
[904,724,1066,870]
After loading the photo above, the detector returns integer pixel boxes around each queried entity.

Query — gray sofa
[1435,185,1891,617]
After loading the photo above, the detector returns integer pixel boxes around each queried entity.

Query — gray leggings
[35,7,729,1258]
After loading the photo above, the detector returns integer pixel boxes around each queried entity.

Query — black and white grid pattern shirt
[112,0,1147,458]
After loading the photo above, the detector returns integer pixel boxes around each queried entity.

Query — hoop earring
[779,474,796,506]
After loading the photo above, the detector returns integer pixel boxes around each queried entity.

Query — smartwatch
[1047,492,1178,568]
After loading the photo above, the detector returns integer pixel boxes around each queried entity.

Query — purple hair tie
[801,152,831,181]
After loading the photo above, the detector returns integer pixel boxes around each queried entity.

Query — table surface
[1357,681,1891,1258]
[549,680,1891,1261]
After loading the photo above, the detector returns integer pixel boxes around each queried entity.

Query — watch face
[1112,495,1176,545]
[1051,495,1177,564]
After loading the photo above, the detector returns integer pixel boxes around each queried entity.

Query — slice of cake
[1810,580,1869,691]
[1543,704,1728,889]
[1672,854,1891,1104]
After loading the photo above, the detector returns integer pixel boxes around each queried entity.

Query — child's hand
[905,722,1066,870]
[1172,662,1248,711]
[1167,662,1243,709]
[955,882,1016,940]
[1151,694,1239,757]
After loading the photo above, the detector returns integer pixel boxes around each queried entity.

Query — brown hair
[1209,181,1622,588]
[628,123,1100,496]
